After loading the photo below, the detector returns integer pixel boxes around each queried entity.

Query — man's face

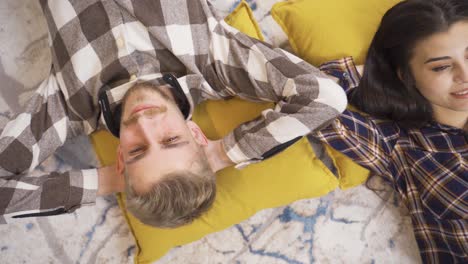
[118,84,207,193]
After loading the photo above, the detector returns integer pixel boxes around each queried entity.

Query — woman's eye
[432,65,450,72]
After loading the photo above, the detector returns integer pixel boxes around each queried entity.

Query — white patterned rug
[0,0,420,263]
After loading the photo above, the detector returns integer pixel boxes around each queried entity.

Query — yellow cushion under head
[271,0,401,66]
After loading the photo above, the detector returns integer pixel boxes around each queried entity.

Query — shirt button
[116,37,124,49]
[129,75,137,81]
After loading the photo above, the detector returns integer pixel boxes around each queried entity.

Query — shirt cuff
[81,169,98,204]
[67,169,98,212]
[319,56,361,94]
[222,133,261,169]
[222,134,249,163]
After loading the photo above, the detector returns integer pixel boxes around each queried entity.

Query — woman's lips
[451,88,468,99]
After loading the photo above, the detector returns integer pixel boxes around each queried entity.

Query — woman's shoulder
[341,105,402,139]
[404,122,468,153]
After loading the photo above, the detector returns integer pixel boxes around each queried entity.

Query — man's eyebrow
[424,56,451,64]
[161,141,189,149]
[126,151,149,165]
[125,141,190,165]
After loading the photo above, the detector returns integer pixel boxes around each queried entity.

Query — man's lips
[130,104,159,115]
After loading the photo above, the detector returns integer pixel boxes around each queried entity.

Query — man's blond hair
[124,158,216,228]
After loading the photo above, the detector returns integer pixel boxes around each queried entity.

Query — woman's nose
[455,63,468,83]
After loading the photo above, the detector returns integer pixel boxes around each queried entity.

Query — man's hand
[97,164,125,196]
[204,139,235,172]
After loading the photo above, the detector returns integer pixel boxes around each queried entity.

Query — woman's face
[409,21,468,115]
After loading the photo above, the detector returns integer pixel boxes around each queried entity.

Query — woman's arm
[314,57,397,176]
[313,108,399,178]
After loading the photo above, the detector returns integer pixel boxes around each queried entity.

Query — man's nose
[134,114,160,140]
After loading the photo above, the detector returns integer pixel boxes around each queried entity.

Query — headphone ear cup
[113,103,122,137]
[162,73,191,120]
[98,87,121,138]
[172,87,190,119]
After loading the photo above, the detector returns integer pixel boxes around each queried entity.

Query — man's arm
[0,73,103,223]
[203,20,348,166]
[0,0,132,222]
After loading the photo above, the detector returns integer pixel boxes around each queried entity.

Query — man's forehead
[127,137,199,165]
[126,145,200,192]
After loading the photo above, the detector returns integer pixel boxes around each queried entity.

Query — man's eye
[164,136,179,144]
[432,65,450,72]
[129,147,144,155]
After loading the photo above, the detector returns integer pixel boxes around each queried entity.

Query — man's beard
[120,83,172,118]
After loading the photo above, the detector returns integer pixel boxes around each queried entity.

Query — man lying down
[0,0,346,227]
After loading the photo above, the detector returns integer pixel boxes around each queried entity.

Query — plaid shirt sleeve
[318,56,361,93]
[204,22,348,166]
[0,72,98,224]
[313,109,397,177]
[314,57,397,177]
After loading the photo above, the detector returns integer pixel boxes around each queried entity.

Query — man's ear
[116,145,125,176]
[187,120,208,146]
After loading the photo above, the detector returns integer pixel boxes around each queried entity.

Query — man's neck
[204,139,235,173]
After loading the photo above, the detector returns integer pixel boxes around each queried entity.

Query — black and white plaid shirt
[0,0,346,223]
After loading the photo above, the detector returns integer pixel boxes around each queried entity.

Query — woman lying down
[315,0,467,263]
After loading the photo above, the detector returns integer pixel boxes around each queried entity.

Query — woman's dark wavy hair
[350,0,468,128]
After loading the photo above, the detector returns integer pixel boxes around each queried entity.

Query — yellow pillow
[224,0,265,42]
[324,144,369,190]
[271,0,393,188]
[271,0,401,65]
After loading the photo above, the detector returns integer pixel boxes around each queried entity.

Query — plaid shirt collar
[427,122,467,136]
